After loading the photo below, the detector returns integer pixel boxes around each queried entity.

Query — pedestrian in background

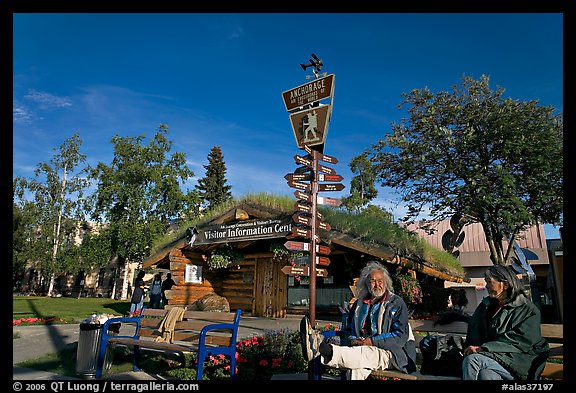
[129,270,146,317]
[161,272,176,307]
[149,273,163,309]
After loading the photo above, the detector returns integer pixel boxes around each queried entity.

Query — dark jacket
[465,294,550,380]
[345,292,417,373]
[130,278,145,304]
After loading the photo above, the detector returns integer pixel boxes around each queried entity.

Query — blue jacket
[345,291,416,373]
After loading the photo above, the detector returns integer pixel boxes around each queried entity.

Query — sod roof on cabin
[145,193,467,282]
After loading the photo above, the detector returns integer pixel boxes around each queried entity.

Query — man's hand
[463,345,484,356]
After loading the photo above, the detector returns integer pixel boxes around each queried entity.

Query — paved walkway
[13,314,336,380]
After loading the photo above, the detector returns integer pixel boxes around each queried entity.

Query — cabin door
[253,257,287,317]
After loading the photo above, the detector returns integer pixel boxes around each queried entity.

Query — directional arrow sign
[294,165,312,174]
[318,183,345,192]
[294,255,331,267]
[294,201,312,214]
[317,221,331,231]
[291,226,312,239]
[294,190,312,202]
[294,154,313,168]
[284,241,331,255]
[318,173,344,182]
[293,255,311,265]
[303,145,339,165]
[292,213,331,230]
[294,202,323,220]
[292,213,312,226]
[287,180,311,191]
[281,265,328,277]
[318,164,336,175]
[316,244,331,255]
[285,173,313,182]
[317,196,342,206]
[284,240,310,252]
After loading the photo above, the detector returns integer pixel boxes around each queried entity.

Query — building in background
[408,220,562,323]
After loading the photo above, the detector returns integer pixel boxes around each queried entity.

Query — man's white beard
[370,288,385,299]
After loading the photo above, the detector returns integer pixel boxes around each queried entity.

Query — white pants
[322,345,394,380]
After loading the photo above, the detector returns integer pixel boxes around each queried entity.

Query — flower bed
[13,317,62,326]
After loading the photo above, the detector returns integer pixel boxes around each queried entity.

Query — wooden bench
[95,307,242,380]
[317,318,563,380]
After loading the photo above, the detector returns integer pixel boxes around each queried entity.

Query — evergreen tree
[196,146,233,211]
[341,154,379,213]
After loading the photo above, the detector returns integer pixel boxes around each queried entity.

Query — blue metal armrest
[96,315,143,378]
[196,309,242,380]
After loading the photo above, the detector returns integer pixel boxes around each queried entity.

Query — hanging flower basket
[393,271,423,305]
[207,248,243,270]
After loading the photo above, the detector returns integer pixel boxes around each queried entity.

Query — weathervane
[300,53,327,79]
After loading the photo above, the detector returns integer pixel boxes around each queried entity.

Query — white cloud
[24,89,72,109]
[13,102,33,123]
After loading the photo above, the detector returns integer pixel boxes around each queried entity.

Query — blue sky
[12,13,563,239]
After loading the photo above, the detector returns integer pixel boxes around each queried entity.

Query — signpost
[283,241,331,255]
[281,74,335,111]
[281,265,328,278]
[317,196,342,206]
[281,54,344,332]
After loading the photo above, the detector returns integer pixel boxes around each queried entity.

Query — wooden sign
[292,212,312,226]
[318,164,336,175]
[291,226,312,239]
[281,265,328,277]
[303,145,338,164]
[316,244,331,255]
[292,213,331,230]
[284,241,331,255]
[317,196,342,206]
[293,256,330,267]
[294,201,312,214]
[285,173,313,182]
[294,154,313,168]
[293,256,331,267]
[294,165,312,174]
[284,240,310,252]
[294,190,312,202]
[281,74,335,111]
[317,183,345,192]
[318,173,343,182]
[294,202,323,220]
[289,104,332,149]
[317,221,331,231]
[287,180,311,191]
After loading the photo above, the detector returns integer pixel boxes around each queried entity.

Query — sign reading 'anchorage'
[195,218,293,245]
[282,74,335,111]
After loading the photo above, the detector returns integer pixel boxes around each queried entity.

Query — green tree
[196,146,232,211]
[341,154,378,213]
[13,133,89,295]
[86,124,198,299]
[365,75,563,265]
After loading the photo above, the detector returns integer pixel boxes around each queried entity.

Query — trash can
[76,322,120,378]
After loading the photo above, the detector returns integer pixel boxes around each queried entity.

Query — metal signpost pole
[309,154,318,327]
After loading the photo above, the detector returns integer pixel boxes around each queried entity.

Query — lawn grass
[13,296,133,324]
[18,344,173,378]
